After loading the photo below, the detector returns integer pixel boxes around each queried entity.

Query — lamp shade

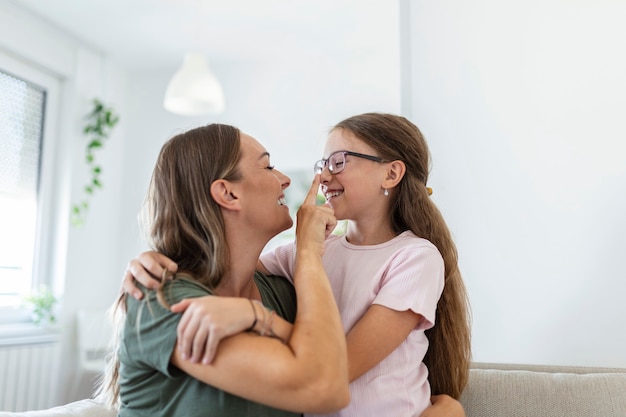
[163,53,225,115]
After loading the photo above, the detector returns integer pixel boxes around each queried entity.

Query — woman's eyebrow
[258,151,270,160]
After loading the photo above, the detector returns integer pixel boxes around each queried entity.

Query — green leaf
[88,140,103,149]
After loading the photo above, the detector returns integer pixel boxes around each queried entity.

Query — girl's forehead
[325,129,370,153]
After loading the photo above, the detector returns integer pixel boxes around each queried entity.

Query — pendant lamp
[163,53,225,115]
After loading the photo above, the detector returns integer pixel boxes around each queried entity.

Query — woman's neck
[214,229,265,299]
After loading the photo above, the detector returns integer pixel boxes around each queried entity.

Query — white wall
[405,0,626,367]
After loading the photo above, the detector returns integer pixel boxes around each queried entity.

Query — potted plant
[23,285,59,326]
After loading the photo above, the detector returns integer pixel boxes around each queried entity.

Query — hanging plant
[71,98,120,226]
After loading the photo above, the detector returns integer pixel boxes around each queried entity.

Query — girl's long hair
[333,113,472,399]
[97,124,243,408]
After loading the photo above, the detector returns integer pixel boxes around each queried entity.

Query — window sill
[0,322,60,347]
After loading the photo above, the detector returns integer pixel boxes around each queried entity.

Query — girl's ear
[210,179,241,211]
[382,160,406,189]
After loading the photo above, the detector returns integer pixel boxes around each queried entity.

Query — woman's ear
[382,160,406,189]
[210,179,241,211]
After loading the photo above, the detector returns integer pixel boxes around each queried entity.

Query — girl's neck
[345,221,397,246]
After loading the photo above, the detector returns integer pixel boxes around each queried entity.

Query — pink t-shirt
[260,230,445,417]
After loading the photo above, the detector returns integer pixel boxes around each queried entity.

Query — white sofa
[1,362,625,417]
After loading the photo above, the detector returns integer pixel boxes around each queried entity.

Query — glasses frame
[314,150,384,175]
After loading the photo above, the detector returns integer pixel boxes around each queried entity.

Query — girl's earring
[383,188,389,196]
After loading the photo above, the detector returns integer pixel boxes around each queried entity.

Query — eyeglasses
[313,150,384,175]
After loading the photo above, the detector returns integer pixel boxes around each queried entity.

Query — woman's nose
[277,170,291,189]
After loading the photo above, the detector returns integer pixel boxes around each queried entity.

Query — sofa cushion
[0,399,115,417]
[461,367,626,417]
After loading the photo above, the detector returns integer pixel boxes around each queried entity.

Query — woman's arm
[171,331,346,413]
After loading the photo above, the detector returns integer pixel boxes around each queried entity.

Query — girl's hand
[122,251,178,300]
[172,296,255,364]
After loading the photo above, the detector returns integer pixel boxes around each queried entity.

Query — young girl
[125,113,471,416]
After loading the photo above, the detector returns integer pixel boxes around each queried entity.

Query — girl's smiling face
[320,128,389,222]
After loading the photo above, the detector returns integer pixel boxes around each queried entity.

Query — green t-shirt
[118,272,298,417]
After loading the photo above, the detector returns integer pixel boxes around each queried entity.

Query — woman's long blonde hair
[333,113,472,399]
[97,124,243,407]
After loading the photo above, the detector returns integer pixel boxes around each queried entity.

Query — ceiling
[15,0,398,71]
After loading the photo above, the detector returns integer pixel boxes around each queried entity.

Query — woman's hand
[420,395,466,417]
[122,251,178,299]
[172,296,255,364]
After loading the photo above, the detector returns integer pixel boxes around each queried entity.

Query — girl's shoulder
[396,230,437,248]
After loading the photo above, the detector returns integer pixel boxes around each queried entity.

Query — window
[0,52,61,323]
[0,70,45,304]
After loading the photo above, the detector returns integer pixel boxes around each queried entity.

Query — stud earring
[383,188,389,196]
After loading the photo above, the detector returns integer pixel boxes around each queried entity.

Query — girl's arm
[122,251,175,299]
[345,304,422,381]
[171,295,294,364]
[120,254,293,364]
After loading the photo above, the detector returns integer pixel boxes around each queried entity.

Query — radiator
[0,334,60,412]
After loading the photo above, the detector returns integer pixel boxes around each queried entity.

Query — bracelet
[259,309,275,337]
[246,298,257,332]
[250,300,283,342]
[251,300,271,336]
[265,310,276,338]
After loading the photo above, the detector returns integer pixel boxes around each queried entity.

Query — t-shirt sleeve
[130,279,211,378]
[373,245,445,330]
[259,242,296,284]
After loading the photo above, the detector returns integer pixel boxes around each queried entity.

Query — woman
[100,123,349,416]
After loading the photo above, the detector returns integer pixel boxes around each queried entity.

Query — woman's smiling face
[233,133,293,237]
